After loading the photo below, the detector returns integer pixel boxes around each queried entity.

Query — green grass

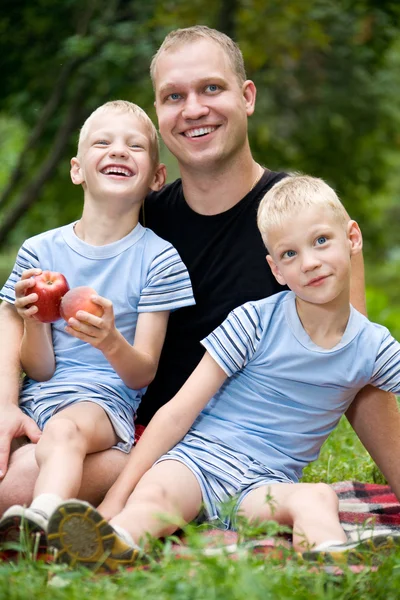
[1,416,399,599]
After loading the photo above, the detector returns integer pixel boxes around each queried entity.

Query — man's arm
[0,302,41,478]
[346,243,400,500]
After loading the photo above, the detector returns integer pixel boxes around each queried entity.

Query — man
[1,26,400,515]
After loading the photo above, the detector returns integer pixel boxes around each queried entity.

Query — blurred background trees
[1,0,399,332]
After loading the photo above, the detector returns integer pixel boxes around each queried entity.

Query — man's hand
[0,405,41,478]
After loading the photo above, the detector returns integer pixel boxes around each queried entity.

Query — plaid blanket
[334,481,400,542]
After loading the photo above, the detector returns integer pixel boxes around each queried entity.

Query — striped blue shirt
[197,291,400,482]
[0,222,195,413]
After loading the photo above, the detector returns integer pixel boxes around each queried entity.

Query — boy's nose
[301,251,321,272]
[109,146,128,158]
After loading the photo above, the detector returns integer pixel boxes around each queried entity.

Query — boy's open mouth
[101,166,133,177]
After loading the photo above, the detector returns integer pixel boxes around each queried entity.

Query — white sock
[112,524,139,549]
[31,494,63,518]
[313,539,348,552]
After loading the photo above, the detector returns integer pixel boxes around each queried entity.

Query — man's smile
[182,126,218,138]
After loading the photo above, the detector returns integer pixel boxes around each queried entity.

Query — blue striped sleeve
[370,330,400,393]
[138,244,195,312]
[0,242,40,304]
[200,302,262,376]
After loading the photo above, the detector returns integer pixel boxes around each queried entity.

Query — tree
[1,0,400,265]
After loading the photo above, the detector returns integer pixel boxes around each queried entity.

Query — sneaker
[302,531,400,565]
[0,505,48,556]
[47,500,139,572]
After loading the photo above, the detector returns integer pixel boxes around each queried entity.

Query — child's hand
[14,269,44,323]
[97,493,126,522]
[64,294,119,352]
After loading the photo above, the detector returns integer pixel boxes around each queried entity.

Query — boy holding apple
[0,100,195,546]
[46,174,400,570]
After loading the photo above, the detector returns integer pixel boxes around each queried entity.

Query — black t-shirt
[137,169,288,424]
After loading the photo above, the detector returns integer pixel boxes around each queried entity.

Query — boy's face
[70,110,164,204]
[266,206,362,306]
[153,39,256,172]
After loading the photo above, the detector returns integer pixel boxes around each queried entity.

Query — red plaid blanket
[334,481,400,541]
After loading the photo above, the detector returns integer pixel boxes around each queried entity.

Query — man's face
[153,39,255,172]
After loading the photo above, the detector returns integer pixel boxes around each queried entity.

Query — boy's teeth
[185,126,216,138]
[102,167,132,176]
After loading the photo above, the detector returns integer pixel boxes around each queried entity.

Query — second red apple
[60,286,104,322]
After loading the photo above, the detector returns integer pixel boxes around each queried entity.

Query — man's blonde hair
[150,25,247,88]
[257,174,349,248]
[77,100,159,165]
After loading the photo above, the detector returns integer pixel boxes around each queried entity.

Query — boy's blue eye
[206,84,219,92]
[316,236,327,245]
[283,250,296,258]
[168,93,181,101]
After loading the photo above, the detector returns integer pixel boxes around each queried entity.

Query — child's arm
[64,296,169,389]
[97,352,227,519]
[15,269,56,381]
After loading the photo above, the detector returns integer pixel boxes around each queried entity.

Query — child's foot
[302,532,400,564]
[0,505,48,555]
[47,500,139,572]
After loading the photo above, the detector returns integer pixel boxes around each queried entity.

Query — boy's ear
[347,220,363,256]
[149,163,167,192]
[266,255,287,286]
[70,157,84,185]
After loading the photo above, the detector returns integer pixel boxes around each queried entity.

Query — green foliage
[1,0,400,255]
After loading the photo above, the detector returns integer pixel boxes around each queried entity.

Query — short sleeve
[370,330,400,393]
[138,244,195,312]
[201,302,262,376]
[0,241,40,304]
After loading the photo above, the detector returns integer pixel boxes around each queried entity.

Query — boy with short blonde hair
[46,173,400,571]
[0,100,195,549]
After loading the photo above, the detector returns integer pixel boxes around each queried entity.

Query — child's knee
[288,482,338,516]
[133,481,176,513]
[38,417,84,453]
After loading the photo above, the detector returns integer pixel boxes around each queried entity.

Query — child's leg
[238,482,347,551]
[34,402,118,501]
[47,459,203,571]
[0,407,117,549]
[112,459,203,541]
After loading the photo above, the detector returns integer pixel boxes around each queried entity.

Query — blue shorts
[20,381,136,453]
[156,429,293,529]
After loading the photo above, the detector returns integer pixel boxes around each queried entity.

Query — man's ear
[70,157,84,185]
[347,220,363,256]
[266,255,287,285]
[149,163,167,192]
[243,80,257,117]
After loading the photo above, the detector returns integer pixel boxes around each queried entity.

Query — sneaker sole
[47,500,139,572]
[303,533,400,565]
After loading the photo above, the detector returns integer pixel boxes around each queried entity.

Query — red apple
[25,271,70,323]
[60,286,104,323]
